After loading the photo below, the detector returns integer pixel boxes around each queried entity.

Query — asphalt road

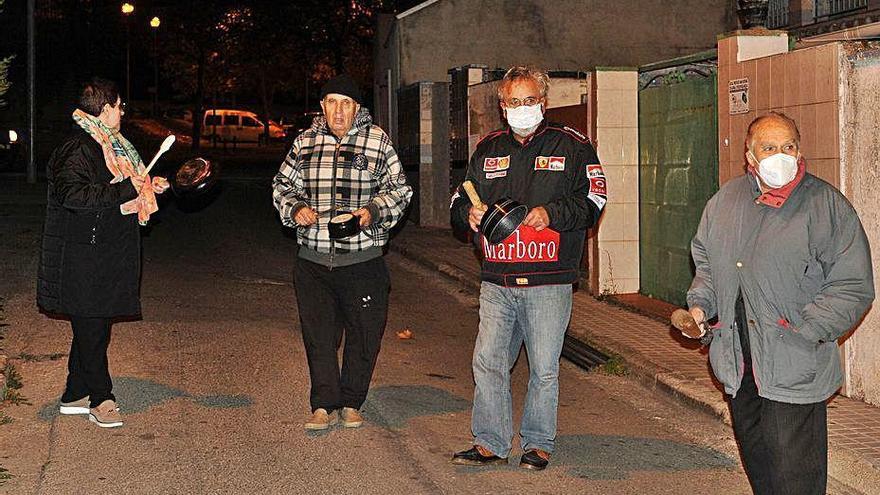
[0,167,755,494]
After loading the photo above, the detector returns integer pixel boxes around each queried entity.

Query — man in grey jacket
[687,112,874,495]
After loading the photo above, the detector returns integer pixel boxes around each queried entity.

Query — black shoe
[451,446,508,466]
[519,449,550,471]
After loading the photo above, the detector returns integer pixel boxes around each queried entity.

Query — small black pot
[480,198,528,244]
[328,212,361,239]
[169,157,218,196]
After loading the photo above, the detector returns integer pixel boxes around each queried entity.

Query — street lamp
[150,17,160,117]
[121,3,134,103]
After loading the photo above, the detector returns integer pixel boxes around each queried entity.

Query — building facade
[768,0,880,34]
[373,0,736,138]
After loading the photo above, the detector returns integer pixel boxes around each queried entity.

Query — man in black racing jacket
[450,66,606,471]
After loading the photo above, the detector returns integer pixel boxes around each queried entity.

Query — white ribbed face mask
[505,104,544,136]
[751,151,798,188]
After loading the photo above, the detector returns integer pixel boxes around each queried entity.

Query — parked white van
[202,109,286,142]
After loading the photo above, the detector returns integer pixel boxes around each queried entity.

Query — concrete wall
[373,14,396,138]
[423,83,451,228]
[374,13,401,140]
[594,70,640,295]
[718,34,841,186]
[396,81,451,228]
[467,81,502,157]
[839,43,880,406]
[392,0,735,87]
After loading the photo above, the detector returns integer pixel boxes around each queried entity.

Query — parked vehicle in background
[279,111,321,137]
[267,119,286,140]
[202,109,286,143]
[166,107,193,122]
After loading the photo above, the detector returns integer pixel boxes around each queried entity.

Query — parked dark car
[279,111,322,137]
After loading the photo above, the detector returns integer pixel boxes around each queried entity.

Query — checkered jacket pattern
[272,108,412,254]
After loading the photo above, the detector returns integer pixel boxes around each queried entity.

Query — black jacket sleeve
[51,138,139,210]
[544,142,605,232]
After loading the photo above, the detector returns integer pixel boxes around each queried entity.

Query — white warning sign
[729,78,749,115]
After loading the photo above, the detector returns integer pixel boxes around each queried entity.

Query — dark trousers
[730,294,827,495]
[730,372,827,495]
[61,316,115,408]
[293,257,390,413]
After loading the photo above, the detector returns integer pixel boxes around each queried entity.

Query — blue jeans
[471,282,573,457]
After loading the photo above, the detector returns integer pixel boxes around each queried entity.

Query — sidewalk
[391,224,880,494]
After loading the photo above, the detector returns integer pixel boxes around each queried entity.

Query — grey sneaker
[340,407,364,428]
[305,408,337,431]
[89,400,123,428]
[59,396,90,415]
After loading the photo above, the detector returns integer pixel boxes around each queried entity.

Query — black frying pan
[168,157,218,196]
[462,181,528,244]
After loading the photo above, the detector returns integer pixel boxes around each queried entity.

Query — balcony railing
[815,0,868,17]
[768,0,790,28]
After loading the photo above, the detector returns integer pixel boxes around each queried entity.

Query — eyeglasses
[503,96,542,108]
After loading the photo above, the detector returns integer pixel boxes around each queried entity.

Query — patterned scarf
[73,109,157,224]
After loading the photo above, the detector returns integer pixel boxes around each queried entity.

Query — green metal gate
[639,59,718,306]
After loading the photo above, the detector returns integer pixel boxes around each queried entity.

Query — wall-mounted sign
[729,78,749,115]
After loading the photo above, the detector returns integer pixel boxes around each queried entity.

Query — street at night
[4,1,880,494]
[0,167,761,494]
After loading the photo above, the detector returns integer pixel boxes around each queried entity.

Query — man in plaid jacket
[273,74,412,431]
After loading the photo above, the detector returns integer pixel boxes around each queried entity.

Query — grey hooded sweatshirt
[687,172,874,404]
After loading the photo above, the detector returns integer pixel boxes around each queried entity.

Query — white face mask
[505,104,544,136]
[751,151,799,188]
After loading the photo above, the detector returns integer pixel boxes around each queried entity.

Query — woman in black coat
[37,78,168,428]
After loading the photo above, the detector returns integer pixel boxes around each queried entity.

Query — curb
[581,336,732,424]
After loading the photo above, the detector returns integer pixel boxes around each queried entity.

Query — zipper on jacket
[90,211,102,245]
[329,139,342,269]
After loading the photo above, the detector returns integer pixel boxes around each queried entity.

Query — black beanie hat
[320,74,362,104]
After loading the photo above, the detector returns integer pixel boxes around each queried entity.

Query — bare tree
[297,0,386,83]
[0,0,13,107]
[159,1,238,150]
[225,4,305,143]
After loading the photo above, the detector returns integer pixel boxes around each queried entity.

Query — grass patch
[3,363,22,390]
[16,352,65,362]
[0,298,12,485]
[2,363,29,405]
[596,353,628,376]
[3,390,29,406]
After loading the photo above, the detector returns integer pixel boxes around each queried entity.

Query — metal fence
[768,0,790,28]
[815,0,868,17]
